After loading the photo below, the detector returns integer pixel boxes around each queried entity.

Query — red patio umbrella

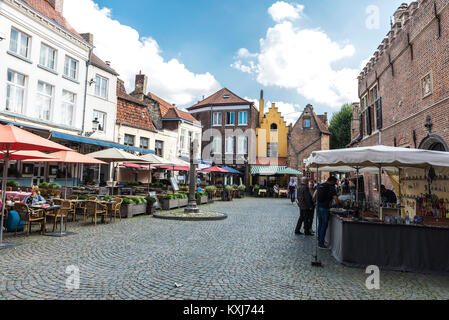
[201,166,230,173]
[0,125,71,248]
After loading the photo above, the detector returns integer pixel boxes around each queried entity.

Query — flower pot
[120,203,147,218]
[178,198,188,208]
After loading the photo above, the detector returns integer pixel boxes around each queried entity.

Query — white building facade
[0,0,91,134]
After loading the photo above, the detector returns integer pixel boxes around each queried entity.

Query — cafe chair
[69,195,78,200]
[84,200,108,226]
[88,196,97,201]
[46,199,67,232]
[13,203,45,236]
[111,198,123,222]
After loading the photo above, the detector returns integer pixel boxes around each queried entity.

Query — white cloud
[268,1,305,23]
[64,0,220,106]
[232,5,359,109]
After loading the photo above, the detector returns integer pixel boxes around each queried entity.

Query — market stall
[306,145,449,274]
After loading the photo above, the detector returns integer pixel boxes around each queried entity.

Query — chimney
[105,61,111,66]
[80,33,94,46]
[47,0,64,15]
[134,72,148,101]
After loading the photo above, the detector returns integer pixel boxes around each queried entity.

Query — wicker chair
[111,198,123,222]
[13,203,45,236]
[88,196,97,201]
[69,195,78,200]
[84,200,108,226]
[46,199,68,232]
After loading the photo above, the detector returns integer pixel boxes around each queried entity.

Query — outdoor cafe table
[29,205,74,238]
[3,204,61,235]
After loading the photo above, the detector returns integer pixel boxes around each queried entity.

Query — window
[226,112,235,125]
[64,56,78,80]
[124,134,135,147]
[94,75,108,99]
[36,81,53,121]
[61,90,76,126]
[180,129,187,151]
[6,70,26,114]
[213,112,222,126]
[93,110,106,132]
[376,97,383,130]
[370,85,378,105]
[39,44,56,70]
[267,143,278,158]
[9,28,30,58]
[238,111,248,125]
[225,136,234,154]
[271,123,278,131]
[303,118,311,128]
[140,137,149,149]
[237,136,248,155]
[212,136,222,155]
[422,73,433,98]
[155,140,163,157]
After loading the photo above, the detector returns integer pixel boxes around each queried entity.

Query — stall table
[326,212,449,275]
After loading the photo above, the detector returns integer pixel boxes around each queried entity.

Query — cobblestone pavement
[0,198,448,300]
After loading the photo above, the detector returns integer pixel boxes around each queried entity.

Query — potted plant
[120,197,147,218]
[224,185,234,201]
[162,194,175,210]
[177,193,189,208]
[205,186,217,203]
[195,191,208,205]
[145,196,157,215]
[238,185,246,198]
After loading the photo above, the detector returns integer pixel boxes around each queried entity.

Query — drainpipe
[81,47,93,135]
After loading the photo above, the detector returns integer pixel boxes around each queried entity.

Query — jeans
[289,187,296,203]
[317,206,330,247]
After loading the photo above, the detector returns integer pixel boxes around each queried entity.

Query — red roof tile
[116,80,156,131]
[91,53,119,76]
[23,0,85,41]
[187,88,252,111]
[149,92,200,124]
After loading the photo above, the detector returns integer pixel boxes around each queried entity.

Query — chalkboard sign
[170,177,179,191]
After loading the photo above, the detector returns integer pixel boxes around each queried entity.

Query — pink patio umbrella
[0,125,71,248]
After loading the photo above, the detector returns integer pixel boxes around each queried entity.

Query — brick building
[350,0,449,201]
[187,88,259,168]
[350,0,449,152]
[287,104,330,180]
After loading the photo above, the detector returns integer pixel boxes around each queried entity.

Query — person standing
[305,180,316,235]
[313,177,341,249]
[288,177,298,204]
[295,178,314,235]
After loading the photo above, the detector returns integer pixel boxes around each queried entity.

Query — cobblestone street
[0,198,448,300]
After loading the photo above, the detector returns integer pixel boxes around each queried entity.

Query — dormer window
[223,95,230,99]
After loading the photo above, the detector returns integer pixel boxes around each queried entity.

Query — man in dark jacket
[295,177,315,236]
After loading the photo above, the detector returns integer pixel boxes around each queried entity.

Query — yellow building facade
[256,90,289,163]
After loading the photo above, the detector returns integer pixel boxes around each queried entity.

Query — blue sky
[66,0,407,122]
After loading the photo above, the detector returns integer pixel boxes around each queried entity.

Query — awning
[222,166,242,174]
[251,166,302,176]
[51,131,155,155]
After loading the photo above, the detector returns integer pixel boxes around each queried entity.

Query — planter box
[178,198,188,208]
[196,195,208,205]
[120,203,147,219]
[162,199,179,210]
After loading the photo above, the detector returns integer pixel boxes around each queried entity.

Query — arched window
[270,123,278,131]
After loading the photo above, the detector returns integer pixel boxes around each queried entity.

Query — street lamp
[85,118,100,137]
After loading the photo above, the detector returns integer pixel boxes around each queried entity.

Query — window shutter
[366,107,372,136]
[376,97,383,129]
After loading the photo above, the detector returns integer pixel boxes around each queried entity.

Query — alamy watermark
[365,265,380,290]
[65,265,80,291]
[365,5,380,30]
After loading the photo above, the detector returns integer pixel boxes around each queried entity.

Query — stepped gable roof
[188,88,252,111]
